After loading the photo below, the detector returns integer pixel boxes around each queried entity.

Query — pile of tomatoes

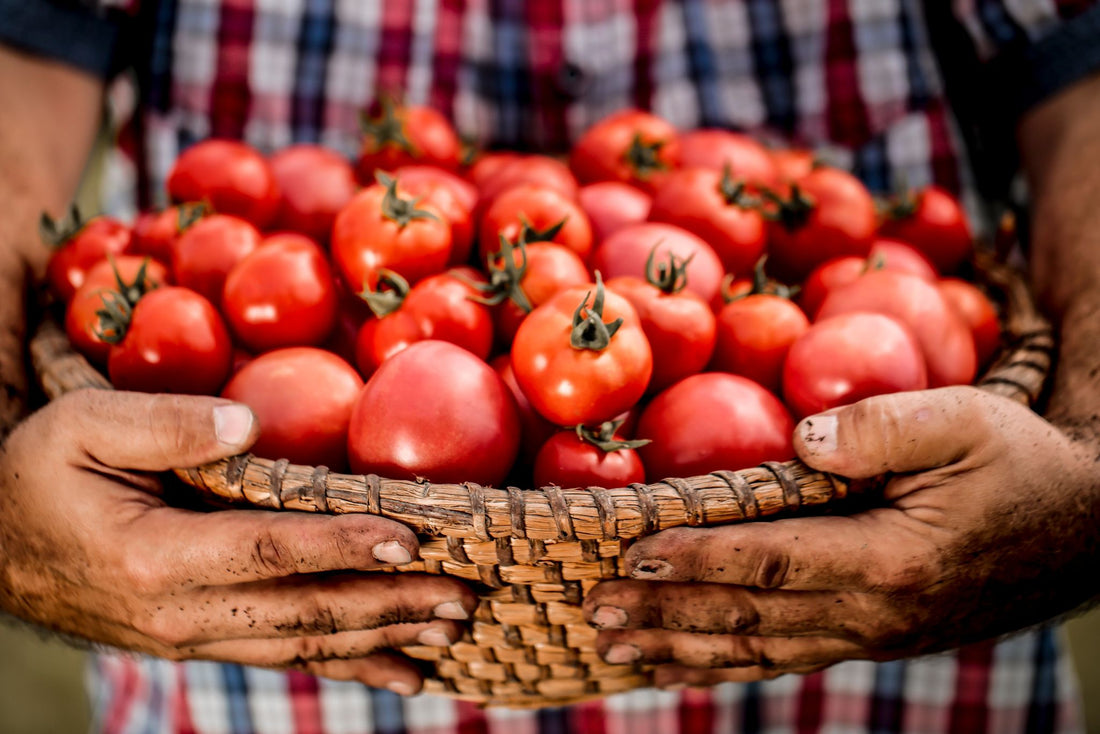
[48,103,1000,490]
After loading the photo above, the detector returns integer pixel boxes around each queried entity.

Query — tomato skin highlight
[166,140,280,229]
[533,430,646,489]
[348,340,521,486]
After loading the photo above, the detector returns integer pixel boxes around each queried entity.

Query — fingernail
[417,627,452,647]
[591,606,628,629]
[799,413,838,456]
[387,680,417,697]
[214,404,254,448]
[604,643,642,665]
[433,601,469,620]
[372,540,412,565]
[630,559,673,579]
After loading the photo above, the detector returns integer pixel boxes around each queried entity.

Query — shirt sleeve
[0,0,127,79]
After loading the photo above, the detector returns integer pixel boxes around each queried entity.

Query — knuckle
[120,554,171,597]
[147,393,198,458]
[250,525,300,577]
[289,592,341,635]
[749,548,791,589]
[139,610,191,649]
[288,635,339,665]
[868,552,940,595]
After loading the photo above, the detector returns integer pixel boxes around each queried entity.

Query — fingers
[306,653,425,695]
[651,662,828,688]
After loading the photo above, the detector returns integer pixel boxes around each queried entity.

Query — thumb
[793,386,991,479]
[55,388,259,471]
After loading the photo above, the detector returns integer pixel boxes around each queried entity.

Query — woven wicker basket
[30,254,1053,708]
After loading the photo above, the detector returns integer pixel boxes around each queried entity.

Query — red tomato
[45,214,132,302]
[816,270,977,388]
[476,155,580,210]
[172,214,263,306]
[637,373,795,479]
[711,294,810,395]
[166,140,280,229]
[393,164,478,212]
[221,347,363,469]
[879,185,972,273]
[222,233,338,353]
[65,256,171,366]
[354,309,424,378]
[578,182,652,243]
[771,148,815,183]
[940,277,1001,368]
[466,151,522,190]
[487,242,592,347]
[269,144,358,244]
[868,239,938,280]
[355,101,461,182]
[479,184,594,263]
[782,312,928,418]
[647,167,768,277]
[799,241,936,319]
[107,286,233,395]
[394,174,475,267]
[570,109,680,193]
[331,174,451,292]
[765,166,876,281]
[511,278,652,427]
[129,204,211,266]
[492,355,557,469]
[533,425,647,489]
[677,129,779,188]
[348,340,521,486]
[591,223,725,305]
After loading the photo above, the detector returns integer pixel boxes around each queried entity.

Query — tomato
[354,309,423,378]
[44,212,132,302]
[166,140,280,229]
[533,422,647,489]
[677,129,779,188]
[479,184,594,263]
[391,169,476,267]
[511,276,652,427]
[782,312,928,418]
[491,355,558,470]
[711,293,810,395]
[578,182,652,243]
[771,148,815,183]
[393,164,478,212]
[605,250,717,393]
[868,239,938,280]
[355,101,461,182]
[172,214,263,306]
[879,184,972,273]
[269,144,358,244]
[765,166,877,282]
[348,340,521,486]
[65,256,171,366]
[129,203,209,266]
[816,269,977,388]
[107,286,233,395]
[591,222,725,306]
[476,155,580,211]
[221,347,363,469]
[570,109,680,193]
[466,151,522,190]
[647,167,768,277]
[940,277,1001,368]
[637,373,795,480]
[799,240,937,319]
[221,233,338,353]
[331,173,451,292]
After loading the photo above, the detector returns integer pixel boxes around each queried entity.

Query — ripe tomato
[44,212,132,302]
[570,109,681,193]
[269,144,357,244]
[591,222,725,306]
[331,173,451,292]
[466,151,522,190]
[765,166,876,281]
[511,277,652,427]
[940,277,1001,368]
[221,347,363,469]
[348,340,521,486]
[393,164,478,212]
[107,286,233,395]
[879,185,972,273]
[479,184,594,263]
[816,269,977,388]
[172,213,263,306]
[578,182,652,243]
[476,155,580,210]
[677,129,778,188]
[355,101,461,182]
[637,373,795,480]
[533,423,647,489]
[711,293,809,395]
[647,167,768,277]
[771,148,815,183]
[868,239,938,280]
[782,312,928,418]
[222,233,338,353]
[129,203,208,266]
[166,140,280,229]
[393,169,476,267]
[491,355,557,469]
[799,240,937,319]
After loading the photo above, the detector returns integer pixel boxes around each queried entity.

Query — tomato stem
[644,242,693,294]
[623,133,668,180]
[358,96,415,155]
[375,171,440,228]
[39,203,85,249]
[519,214,568,244]
[176,200,213,233]
[759,184,816,231]
[575,418,651,452]
[358,268,410,318]
[570,271,623,351]
[461,235,533,312]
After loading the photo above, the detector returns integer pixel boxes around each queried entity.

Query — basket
[30,254,1054,708]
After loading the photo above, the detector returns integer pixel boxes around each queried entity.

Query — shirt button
[556,62,591,98]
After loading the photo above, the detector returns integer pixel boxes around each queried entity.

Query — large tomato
[129,203,208,266]
[393,164,478,212]
[511,277,652,427]
[533,423,647,489]
[879,184,972,273]
[940,277,1001,368]
[393,169,476,266]
[476,155,580,211]
[478,184,594,264]
[799,240,937,319]
[269,144,358,244]
[166,140,280,229]
[348,340,521,486]
[491,355,557,470]
[637,373,795,480]
[221,347,363,470]
[355,101,461,182]
[172,213,263,306]
[782,312,928,418]
[677,129,778,188]
[222,233,338,353]
[591,222,724,305]
[44,212,132,302]
[711,293,809,395]
[578,182,652,243]
[569,109,681,193]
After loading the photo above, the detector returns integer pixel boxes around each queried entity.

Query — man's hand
[584,386,1100,688]
[0,388,477,696]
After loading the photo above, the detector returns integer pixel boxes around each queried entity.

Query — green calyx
[717,163,755,208]
[575,417,651,453]
[570,271,623,351]
[359,97,415,154]
[176,200,213,233]
[623,133,668,180]
[462,235,533,312]
[760,184,816,231]
[93,256,160,345]
[375,171,440,228]
[358,268,411,318]
[644,241,693,295]
[39,203,86,248]
[518,214,568,245]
